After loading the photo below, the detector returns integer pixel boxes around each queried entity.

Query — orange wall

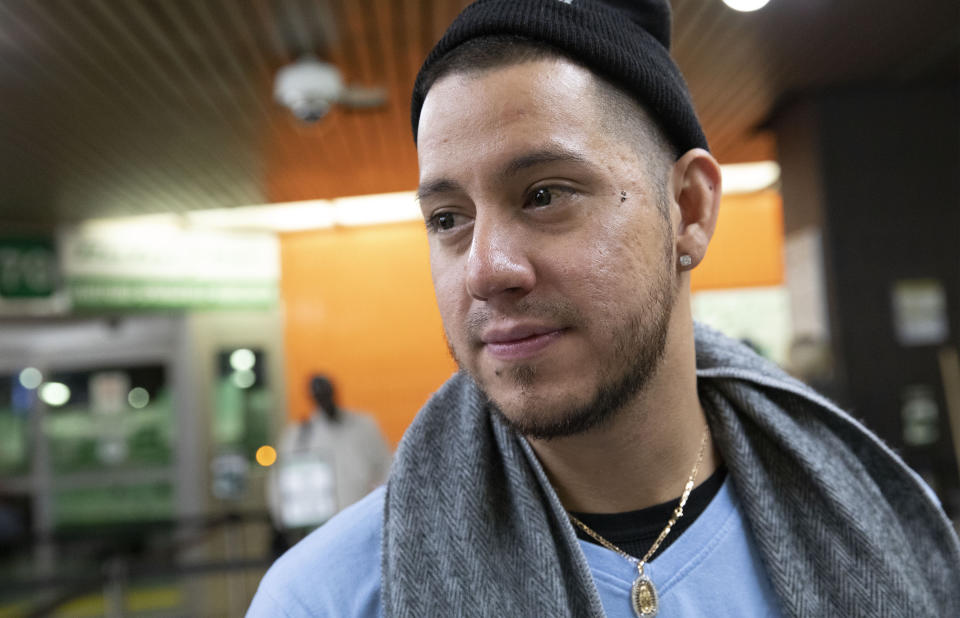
[280,222,456,446]
[692,190,784,290]
[280,190,783,445]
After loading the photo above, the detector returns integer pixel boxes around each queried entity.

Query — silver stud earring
[679,255,693,268]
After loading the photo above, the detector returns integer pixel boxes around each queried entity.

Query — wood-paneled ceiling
[1,0,956,227]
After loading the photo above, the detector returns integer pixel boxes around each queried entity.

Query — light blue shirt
[248,478,782,617]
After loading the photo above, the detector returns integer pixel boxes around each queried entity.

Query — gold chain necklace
[567,428,709,618]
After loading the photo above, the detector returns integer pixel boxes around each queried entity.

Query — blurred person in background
[250,0,960,616]
[267,374,390,554]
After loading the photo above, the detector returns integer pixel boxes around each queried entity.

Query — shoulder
[342,409,376,428]
[247,486,385,617]
[342,411,390,446]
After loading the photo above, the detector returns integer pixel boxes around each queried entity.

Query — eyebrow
[416,145,592,203]
[416,178,463,203]
[499,147,589,178]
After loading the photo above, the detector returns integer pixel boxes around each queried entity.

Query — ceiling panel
[0,0,956,227]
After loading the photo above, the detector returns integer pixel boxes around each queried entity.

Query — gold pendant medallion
[630,574,658,617]
[567,429,709,618]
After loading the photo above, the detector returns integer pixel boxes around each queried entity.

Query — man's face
[417,58,677,438]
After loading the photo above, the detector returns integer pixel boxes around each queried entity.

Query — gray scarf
[382,324,960,616]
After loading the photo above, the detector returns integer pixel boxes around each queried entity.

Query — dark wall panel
[819,83,960,511]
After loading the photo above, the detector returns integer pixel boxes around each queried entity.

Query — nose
[465,216,536,301]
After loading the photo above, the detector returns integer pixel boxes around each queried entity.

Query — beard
[447,249,676,441]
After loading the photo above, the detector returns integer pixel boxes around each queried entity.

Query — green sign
[0,237,58,298]
[62,226,279,311]
[68,276,278,310]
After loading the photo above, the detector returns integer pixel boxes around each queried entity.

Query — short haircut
[418,35,674,211]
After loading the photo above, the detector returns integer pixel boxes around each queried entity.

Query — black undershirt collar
[569,464,727,562]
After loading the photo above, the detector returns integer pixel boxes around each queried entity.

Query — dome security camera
[274,57,344,123]
[286,95,333,123]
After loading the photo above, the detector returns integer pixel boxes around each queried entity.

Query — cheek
[429,256,467,327]
[551,221,661,316]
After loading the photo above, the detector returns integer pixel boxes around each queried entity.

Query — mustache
[466,298,584,340]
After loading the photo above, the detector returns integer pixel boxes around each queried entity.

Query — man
[267,375,391,553]
[249,1,960,616]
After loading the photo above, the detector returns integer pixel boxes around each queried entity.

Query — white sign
[892,279,950,346]
[278,455,336,528]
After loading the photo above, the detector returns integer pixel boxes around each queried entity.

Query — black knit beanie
[410,0,708,157]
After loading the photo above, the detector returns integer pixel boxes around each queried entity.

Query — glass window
[212,348,272,463]
[43,365,172,473]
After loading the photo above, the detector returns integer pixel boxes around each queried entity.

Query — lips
[480,324,566,361]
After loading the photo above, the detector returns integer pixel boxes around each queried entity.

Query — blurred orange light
[255,445,277,467]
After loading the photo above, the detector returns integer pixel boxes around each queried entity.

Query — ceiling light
[183,191,421,232]
[185,200,336,232]
[90,191,424,233]
[332,192,422,227]
[722,0,771,12]
[720,161,780,194]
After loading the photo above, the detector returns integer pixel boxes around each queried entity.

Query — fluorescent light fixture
[179,191,422,232]
[722,0,771,12]
[719,161,780,194]
[185,200,336,232]
[332,192,422,227]
[83,164,778,237]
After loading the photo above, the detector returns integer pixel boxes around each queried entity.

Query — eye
[524,185,577,210]
[531,188,552,207]
[434,213,456,230]
[426,211,467,233]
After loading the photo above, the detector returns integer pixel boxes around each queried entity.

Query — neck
[528,304,720,513]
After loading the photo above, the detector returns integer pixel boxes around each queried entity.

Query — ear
[669,148,722,270]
